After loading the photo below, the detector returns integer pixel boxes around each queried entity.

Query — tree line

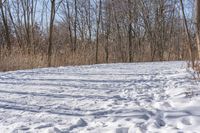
[0,0,199,71]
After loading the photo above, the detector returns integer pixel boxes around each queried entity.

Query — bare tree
[180,0,195,68]
[0,0,11,51]
[95,0,102,64]
[74,0,77,51]
[48,0,56,66]
[195,0,200,59]
[104,0,111,63]
[0,0,197,71]
[128,0,133,62]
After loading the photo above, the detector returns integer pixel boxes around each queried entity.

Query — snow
[0,61,200,133]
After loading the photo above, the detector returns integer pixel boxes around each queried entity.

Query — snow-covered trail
[0,61,200,133]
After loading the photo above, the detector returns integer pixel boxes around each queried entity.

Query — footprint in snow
[154,118,166,128]
[116,127,129,133]
[35,123,53,129]
[68,118,87,131]
[48,127,69,133]
[11,126,30,133]
[181,117,191,125]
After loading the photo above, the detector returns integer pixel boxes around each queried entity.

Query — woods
[0,0,198,71]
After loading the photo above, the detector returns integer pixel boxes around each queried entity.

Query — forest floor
[0,61,200,133]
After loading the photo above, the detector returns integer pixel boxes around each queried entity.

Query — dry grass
[0,42,186,72]
[0,45,100,72]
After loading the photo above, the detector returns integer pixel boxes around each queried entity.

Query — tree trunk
[95,0,102,64]
[195,0,200,60]
[128,0,133,62]
[74,0,77,51]
[48,0,56,67]
[0,0,11,52]
[180,0,195,68]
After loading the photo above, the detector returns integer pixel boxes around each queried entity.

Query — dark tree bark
[48,0,56,67]
[0,0,11,52]
[95,0,102,64]
[128,0,133,62]
[74,0,77,51]
[180,0,195,68]
[195,0,200,59]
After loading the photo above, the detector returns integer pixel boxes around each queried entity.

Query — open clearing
[0,61,200,133]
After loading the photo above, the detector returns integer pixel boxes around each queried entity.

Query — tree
[104,0,112,63]
[74,0,77,51]
[180,0,195,68]
[128,0,133,62]
[0,0,197,71]
[48,0,56,67]
[195,0,200,60]
[0,0,11,52]
[95,0,102,64]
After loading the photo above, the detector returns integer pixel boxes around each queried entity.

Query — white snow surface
[0,61,200,133]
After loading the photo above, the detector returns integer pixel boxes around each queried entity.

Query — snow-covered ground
[0,61,200,133]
